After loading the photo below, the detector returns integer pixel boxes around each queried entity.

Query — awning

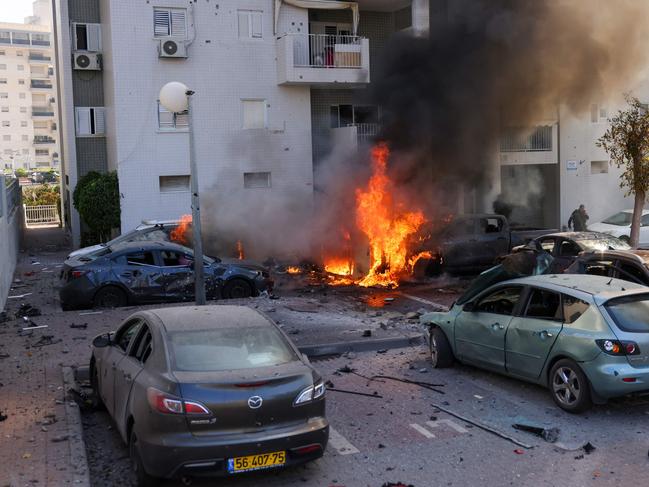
[274,0,359,35]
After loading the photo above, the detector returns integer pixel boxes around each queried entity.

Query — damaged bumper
[582,353,649,399]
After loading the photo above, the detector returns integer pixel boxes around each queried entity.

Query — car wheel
[429,327,454,368]
[93,286,127,309]
[549,359,592,413]
[223,278,253,299]
[89,358,104,410]
[130,431,159,487]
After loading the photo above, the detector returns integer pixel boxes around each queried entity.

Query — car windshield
[605,294,649,333]
[78,246,112,261]
[108,229,140,246]
[578,237,631,251]
[168,326,298,371]
[602,212,632,226]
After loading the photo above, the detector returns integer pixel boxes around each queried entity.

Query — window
[20,121,27,127]
[160,250,191,266]
[72,23,101,51]
[126,251,156,266]
[1,121,9,127]
[475,287,523,315]
[157,102,188,130]
[559,240,581,257]
[563,295,590,324]
[330,105,380,128]
[115,320,143,352]
[16,51,23,56]
[581,260,614,277]
[19,106,26,113]
[479,217,504,234]
[590,103,607,123]
[0,65,5,70]
[35,149,49,156]
[605,294,649,333]
[238,10,263,39]
[153,8,187,38]
[446,217,475,237]
[17,65,24,71]
[616,262,649,285]
[0,32,9,44]
[242,99,266,129]
[19,93,25,99]
[12,32,29,45]
[591,160,608,174]
[75,107,105,136]
[524,289,561,320]
[31,33,50,46]
[0,78,5,84]
[131,326,153,363]
[159,175,190,193]
[21,135,27,141]
[0,92,7,98]
[0,106,7,112]
[2,135,9,141]
[244,172,271,189]
[18,79,24,85]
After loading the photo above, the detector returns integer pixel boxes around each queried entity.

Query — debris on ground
[370,375,445,394]
[0,311,9,323]
[51,435,69,443]
[513,449,525,455]
[15,303,41,318]
[406,311,421,320]
[30,335,62,348]
[381,483,414,487]
[362,329,372,337]
[0,411,7,422]
[7,292,33,300]
[513,423,560,443]
[70,323,88,329]
[583,442,596,454]
[325,387,382,399]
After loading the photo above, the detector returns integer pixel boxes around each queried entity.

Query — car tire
[429,327,454,368]
[223,278,253,299]
[549,359,592,413]
[89,358,104,410]
[130,431,159,487]
[93,286,127,309]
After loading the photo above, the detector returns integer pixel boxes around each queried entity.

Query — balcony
[33,135,55,144]
[499,125,558,165]
[331,123,381,152]
[32,107,54,117]
[277,34,370,87]
[30,79,52,90]
[29,54,51,63]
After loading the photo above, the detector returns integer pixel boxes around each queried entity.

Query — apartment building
[53,0,428,248]
[0,17,60,172]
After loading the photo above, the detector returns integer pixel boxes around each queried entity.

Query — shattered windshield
[579,237,630,251]
[602,212,632,226]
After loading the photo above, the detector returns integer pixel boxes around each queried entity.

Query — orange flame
[237,240,245,260]
[170,214,192,245]
[408,251,433,270]
[324,257,355,276]
[286,266,302,274]
[355,143,425,287]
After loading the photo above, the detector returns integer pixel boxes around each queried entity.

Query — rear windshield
[605,294,649,333]
[602,212,632,226]
[168,326,298,371]
[579,237,630,251]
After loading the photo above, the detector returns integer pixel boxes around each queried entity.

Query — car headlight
[294,379,325,406]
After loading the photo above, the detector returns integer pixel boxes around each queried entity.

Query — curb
[61,366,91,487]
[298,334,424,357]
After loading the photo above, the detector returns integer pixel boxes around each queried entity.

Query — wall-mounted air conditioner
[159,38,187,58]
[73,52,102,70]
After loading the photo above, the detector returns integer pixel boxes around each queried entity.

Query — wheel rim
[552,366,581,406]
[98,290,121,308]
[430,335,438,365]
[229,282,250,299]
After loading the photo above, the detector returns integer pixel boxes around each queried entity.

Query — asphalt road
[82,347,649,487]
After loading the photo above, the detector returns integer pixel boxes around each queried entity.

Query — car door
[454,286,524,372]
[442,217,477,268]
[113,322,152,438]
[476,216,509,266]
[115,250,165,302]
[157,250,195,300]
[98,319,143,416]
[505,287,563,380]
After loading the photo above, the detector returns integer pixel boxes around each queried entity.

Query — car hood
[67,244,105,259]
[587,222,627,235]
[219,258,267,273]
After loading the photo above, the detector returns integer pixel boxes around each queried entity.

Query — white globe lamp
[159,81,189,113]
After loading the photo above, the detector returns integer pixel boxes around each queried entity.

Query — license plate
[227,451,286,473]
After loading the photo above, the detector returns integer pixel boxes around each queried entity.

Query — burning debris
[170,214,192,245]
[237,240,245,260]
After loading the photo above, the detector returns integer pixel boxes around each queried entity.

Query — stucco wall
[0,177,23,310]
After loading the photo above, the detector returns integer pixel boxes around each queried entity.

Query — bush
[73,171,120,243]
[23,184,60,207]
[15,168,28,178]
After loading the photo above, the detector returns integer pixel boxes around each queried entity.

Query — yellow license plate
[228,451,286,473]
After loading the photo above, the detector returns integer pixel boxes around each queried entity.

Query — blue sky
[1,0,35,24]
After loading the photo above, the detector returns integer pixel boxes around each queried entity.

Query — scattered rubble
[15,303,41,318]
[512,423,560,443]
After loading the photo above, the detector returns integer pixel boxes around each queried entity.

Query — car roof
[146,305,273,332]
[611,209,649,215]
[577,249,649,264]
[109,240,190,253]
[136,220,180,228]
[537,231,612,240]
[505,274,646,297]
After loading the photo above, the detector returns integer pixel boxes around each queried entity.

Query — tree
[15,168,28,178]
[597,96,649,248]
[73,171,120,243]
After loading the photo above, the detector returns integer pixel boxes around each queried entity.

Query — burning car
[59,241,272,310]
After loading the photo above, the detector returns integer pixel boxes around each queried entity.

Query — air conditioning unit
[159,38,187,58]
[73,52,102,70]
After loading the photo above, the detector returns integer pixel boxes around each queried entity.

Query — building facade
[53,0,426,249]
[0,19,60,173]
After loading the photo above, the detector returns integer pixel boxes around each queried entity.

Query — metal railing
[33,135,55,144]
[29,54,51,61]
[348,123,381,143]
[31,80,52,89]
[291,34,363,68]
[24,204,59,225]
[500,126,553,152]
[32,107,54,116]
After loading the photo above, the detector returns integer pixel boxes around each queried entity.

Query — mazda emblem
[248,396,263,409]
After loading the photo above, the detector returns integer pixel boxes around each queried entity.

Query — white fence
[500,126,553,152]
[348,123,381,143]
[24,204,59,226]
[292,34,364,68]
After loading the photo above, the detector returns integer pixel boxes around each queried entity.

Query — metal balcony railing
[32,107,54,116]
[347,123,380,143]
[291,34,364,68]
[500,126,553,152]
[29,54,51,62]
[31,79,52,89]
[33,136,55,144]
[24,204,59,225]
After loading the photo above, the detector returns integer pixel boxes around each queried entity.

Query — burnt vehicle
[566,250,649,286]
[90,306,328,485]
[521,232,631,273]
[59,241,272,310]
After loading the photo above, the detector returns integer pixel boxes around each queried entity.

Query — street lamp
[159,82,206,305]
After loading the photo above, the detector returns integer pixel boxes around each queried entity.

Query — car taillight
[294,380,325,406]
[596,339,641,356]
[146,388,210,415]
[71,270,88,279]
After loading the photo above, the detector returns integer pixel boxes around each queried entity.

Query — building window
[590,104,608,123]
[3,135,10,141]
[243,172,271,189]
[18,79,24,85]
[0,64,6,70]
[1,121,9,127]
[0,50,4,55]
[0,78,5,84]
[75,107,105,136]
[72,23,102,51]
[238,10,263,39]
[16,50,23,56]
[22,148,29,154]
[153,8,187,38]
[17,65,24,71]
[0,92,7,98]
[21,135,28,141]
[0,106,7,112]
[12,32,30,45]
[19,106,26,113]
[591,160,609,174]
[159,175,190,193]
[31,33,50,46]
[242,99,266,129]
[35,149,49,156]
[157,101,188,130]
[0,32,9,44]
[20,121,27,127]
[19,93,25,99]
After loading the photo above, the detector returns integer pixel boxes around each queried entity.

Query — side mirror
[463,301,475,312]
[92,333,111,348]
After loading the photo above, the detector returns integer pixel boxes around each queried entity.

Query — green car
[421,274,649,413]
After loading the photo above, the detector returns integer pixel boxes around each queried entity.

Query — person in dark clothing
[568,204,589,231]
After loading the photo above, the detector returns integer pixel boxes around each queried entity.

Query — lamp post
[159,82,206,305]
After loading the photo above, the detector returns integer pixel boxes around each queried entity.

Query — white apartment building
[53,0,427,249]
[0,18,60,172]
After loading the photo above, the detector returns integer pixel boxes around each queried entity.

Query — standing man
[568,204,589,231]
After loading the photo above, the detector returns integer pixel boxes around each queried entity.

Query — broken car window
[137,229,169,242]
[126,251,155,266]
[474,287,522,315]
[525,289,561,320]
[559,240,581,257]
[115,320,143,352]
[160,250,185,266]
[562,295,590,324]
[538,239,556,254]
[617,262,649,285]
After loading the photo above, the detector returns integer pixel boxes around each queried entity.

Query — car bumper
[59,278,96,310]
[138,417,329,479]
[582,353,649,399]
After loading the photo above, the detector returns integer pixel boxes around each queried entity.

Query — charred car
[59,241,272,310]
[566,249,649,286]
[90,306,328,485]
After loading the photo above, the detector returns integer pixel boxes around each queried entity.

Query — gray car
[90,305,328,485]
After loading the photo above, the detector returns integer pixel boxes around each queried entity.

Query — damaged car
[60,241,272,310]
[565,249,649,286]
[422,274,649,413]
[90,305,328,485]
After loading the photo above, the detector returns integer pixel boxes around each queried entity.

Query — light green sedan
[421,274,649,413]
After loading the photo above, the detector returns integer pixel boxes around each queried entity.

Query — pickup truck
[414,214,553,274]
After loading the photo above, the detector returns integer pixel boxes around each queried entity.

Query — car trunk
[175,362,316,437]
[603,293,649,367]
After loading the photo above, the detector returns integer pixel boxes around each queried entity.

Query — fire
[408,251,433,270]
[324,257,355,276]
[237,240,245,260]
[355,143,425,288]
[170,214,192,245]
[286,266,302,274]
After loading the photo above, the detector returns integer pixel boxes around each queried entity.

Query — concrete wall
[0,177,23,310]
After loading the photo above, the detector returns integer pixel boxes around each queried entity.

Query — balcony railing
[29,54,51,62]
[32,107,54,116]
[33,136,55,144]
[293,34,364,68]
[347,123,381,143]
[24,204,59,226]
[500,126,553,152]
[31,80,52,89]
